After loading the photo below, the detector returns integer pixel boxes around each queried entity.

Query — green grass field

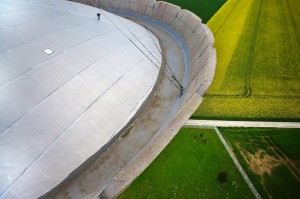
[163,0,227,23]
[191,0,300,121]
[221,128,300,199]
[118,128,253,199]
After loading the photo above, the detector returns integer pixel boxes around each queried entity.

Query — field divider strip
[185,120,300,128]
[213,127,262,199]
[183,123,262,198]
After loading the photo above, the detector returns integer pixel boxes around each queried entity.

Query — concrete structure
[0,0,216,198]
[0,0,162,198]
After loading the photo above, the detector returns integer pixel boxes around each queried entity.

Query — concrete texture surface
[0,1,162,198]
[102,93,203,199]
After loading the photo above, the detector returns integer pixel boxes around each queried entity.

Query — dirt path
[185,119,300,128]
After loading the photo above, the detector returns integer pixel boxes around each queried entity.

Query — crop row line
[265,137,300,181]
[242,0,263,97]
[286,0,300,51]
[213,0,240,37]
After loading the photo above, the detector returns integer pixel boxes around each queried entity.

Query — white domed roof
[0,0,161,198]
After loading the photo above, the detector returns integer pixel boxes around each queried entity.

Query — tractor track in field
[286,0,300,51]
[213,0,240,37]
[207,0,300,101]
[241,0,263,98]
[265,137,300,181]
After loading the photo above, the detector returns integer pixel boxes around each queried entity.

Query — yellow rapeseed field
[193,0,300,121]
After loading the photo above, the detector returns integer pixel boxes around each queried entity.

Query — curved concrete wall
[66,0,216,197]
[70,0,216,106]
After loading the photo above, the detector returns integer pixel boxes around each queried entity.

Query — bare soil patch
[243,149,281,176]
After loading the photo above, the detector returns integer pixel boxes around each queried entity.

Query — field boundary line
[185,120,300,128]
[214,127,262,199]
[182,124,262,198]
[214,127,261,199]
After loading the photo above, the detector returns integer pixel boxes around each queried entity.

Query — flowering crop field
[192,0,300,121]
